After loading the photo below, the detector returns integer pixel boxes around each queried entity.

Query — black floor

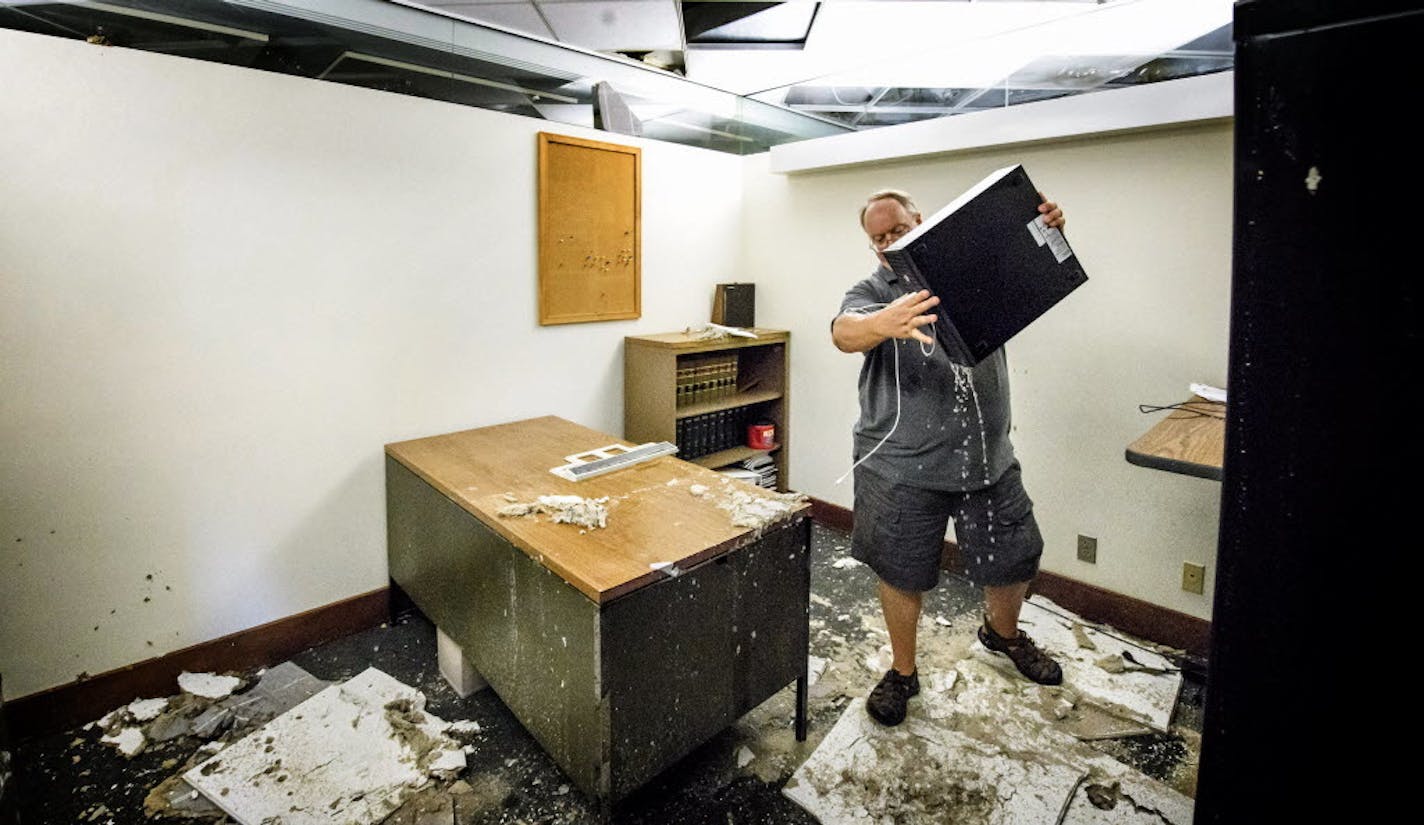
[9,524,1205,823]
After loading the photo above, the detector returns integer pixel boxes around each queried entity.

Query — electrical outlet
[1182,562,1206,594]
[1076,535,1097,564]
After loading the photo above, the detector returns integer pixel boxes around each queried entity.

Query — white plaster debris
[688,484,709,497]
[497,495,609,529]
[786,698,1083,824]
[830,557,863,570]
[650,561,683,577]
[807,656,828,687]
[969,596,1182,732]
[427,747,467,779]
[99,727,145,758]
[446,720,482,735]
[863,644,895,675]
[718,489,807,529]
[183,667,467,825]
[935,615,953,627]
[784,655,1194,825]
[930,671,959,694]
[178,671,242,700]
[127,697,168,722]
[736,746,756,768]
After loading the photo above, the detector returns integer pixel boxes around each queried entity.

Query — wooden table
[1125,396,1226,480]
[384,416,811,806]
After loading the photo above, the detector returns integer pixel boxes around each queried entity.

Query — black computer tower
[881,164,1087,365]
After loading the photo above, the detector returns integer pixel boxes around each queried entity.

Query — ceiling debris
[782,579,1196,823]
[784,658,1194,825]
[182,667,471,825]
[497,495,609,529]
[178,672,244,701]
[717,487,807,530]
[79,662,331,816]
[99,726,145,758]
[969,596,1184,733]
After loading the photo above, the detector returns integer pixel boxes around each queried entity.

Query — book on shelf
[675,353,741,408]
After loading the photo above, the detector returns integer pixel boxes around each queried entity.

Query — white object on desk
[708,323,757,338]
[549,441,678,481]
[1189,382,1227,403]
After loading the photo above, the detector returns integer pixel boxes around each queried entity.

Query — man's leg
[849,467,943,725]
[983,580,1030,639]
[879,578,923,676]
[979,578,1061,685]
[866,577,923,726]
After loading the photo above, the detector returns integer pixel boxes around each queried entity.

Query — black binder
[881,165,1088,365]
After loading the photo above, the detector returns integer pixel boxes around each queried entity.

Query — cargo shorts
[850,460,1043,591]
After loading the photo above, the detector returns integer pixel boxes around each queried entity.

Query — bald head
[859,190,919,230]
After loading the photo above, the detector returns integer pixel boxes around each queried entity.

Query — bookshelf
[624,329,789,491]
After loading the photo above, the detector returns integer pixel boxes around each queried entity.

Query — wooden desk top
[625,329,788,351]
[1125,396,1225,481]
[385,416,810,605]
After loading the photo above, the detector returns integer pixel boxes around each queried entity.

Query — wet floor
[9,523,1204,823]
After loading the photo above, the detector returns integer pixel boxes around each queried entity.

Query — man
[831,187,1067,726]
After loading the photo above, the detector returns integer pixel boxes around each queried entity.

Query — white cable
[833,303,936,485]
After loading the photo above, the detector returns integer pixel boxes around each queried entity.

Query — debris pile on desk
[718,487,807,530]
[497,494,609,529]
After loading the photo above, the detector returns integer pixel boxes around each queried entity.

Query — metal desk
[384,416,810,806]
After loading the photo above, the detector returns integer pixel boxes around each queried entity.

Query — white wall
[743,122,1232,619]
[0,29,746,699]
[0,26,1233,700]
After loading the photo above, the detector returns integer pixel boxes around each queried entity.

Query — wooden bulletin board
[537,132,641,325]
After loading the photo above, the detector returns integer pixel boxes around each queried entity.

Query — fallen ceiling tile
[785,646,1194,824]
[967,596,1183,732]
[183,667,467,825]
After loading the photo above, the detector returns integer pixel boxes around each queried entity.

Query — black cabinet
[1198,3,1421,821]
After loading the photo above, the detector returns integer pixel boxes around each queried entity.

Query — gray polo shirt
[837,265,1016,492]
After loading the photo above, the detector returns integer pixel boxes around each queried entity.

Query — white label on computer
[1026,216,1046,246]
[1042,227,1073,263]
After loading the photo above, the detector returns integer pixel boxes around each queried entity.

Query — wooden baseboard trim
[8,505,1212,739]
[6,587,390,742]
[808,497,853,533]
[807,497,1210,662]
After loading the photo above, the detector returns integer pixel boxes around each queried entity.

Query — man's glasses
[869,223,913,251]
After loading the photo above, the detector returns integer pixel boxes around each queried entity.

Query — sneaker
[978,621,1063,685]
[866,668,920,726]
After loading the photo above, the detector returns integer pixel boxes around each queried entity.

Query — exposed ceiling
[0,0,1234,153]
[403,0,1234,127]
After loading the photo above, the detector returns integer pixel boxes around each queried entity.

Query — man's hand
[833,290,941,352]
[875,290,941,346]
[1037,191,1066,230]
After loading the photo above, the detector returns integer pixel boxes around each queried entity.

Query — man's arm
[832,290,942,353]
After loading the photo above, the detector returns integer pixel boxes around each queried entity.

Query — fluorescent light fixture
[642,117,758,143]
[67,1,269,41]
[323,51,579,103]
